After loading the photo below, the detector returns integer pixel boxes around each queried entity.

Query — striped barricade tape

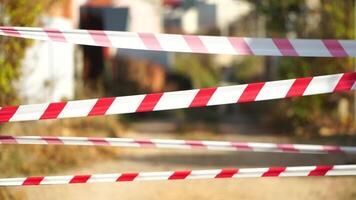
[1,135,355,154]
[1,165,355,186]
[0,26,356,57]
[0,72,354,123]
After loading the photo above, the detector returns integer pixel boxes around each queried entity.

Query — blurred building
[164,0,253,75]
[18,0,77,103]
[112,0,171,70]
[18,0,170,103]
[79,0,168,94]
[80,6,129,85]
[17,0,256,103]
[164,0,251,34]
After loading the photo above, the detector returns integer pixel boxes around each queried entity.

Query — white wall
[182,8,198,33]
[182,0,252,34]
[114,0,162,32]
[17,17,74,103]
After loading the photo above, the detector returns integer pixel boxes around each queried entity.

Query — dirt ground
[6,120,356,200]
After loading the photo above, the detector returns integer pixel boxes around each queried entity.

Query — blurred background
[0,0,355,199]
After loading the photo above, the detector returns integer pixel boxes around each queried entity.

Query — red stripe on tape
[323,40,348,57]
[185,141,206,149]
[228,37,253,55]
[277,144,299,153]
[40,102,67,120]
[238,83,265,103]
[117,173,139,181]
[286,77,313,97]
[136,93,163,112]
[0,106,19,122]
[0,135,17,144]
[0,27,21,37]
[169,170,191,180]
[88,97,115,116]
[70,175,91,184]
[273,39,299,56]
[135,139,155,147]
[44,28,67,42]
[333,72,356,92]
[88,30,112,47]
[183,35,208,53]
[23,177,44,185]
[308,166,333,176]
[215,169,239,178]
[323,146,342,153]
[139,33,162,51]
[189,88,216,107]
[231,142,253,150]
[42,136,64,144]
[88,138,110,145]
[262,167,286,177]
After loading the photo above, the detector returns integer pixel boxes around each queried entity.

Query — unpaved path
[9,121,356,199]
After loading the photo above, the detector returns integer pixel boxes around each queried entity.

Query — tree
[0,0,55,105]
[0,1,55,198]
[247,0,355,134]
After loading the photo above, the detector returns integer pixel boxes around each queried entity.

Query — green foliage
[252,0,304,37]
[0,0,54,105]
[174,54,219,88]
[232,57,264,83]
[249,0,355,133]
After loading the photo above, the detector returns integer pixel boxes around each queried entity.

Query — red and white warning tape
[1,26,356,57]
[1,135,355,154]
[0,72,354,123]
[1,165,355,186]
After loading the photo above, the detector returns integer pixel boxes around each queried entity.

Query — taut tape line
[1,26,356,57]
[0,72,354,123]
[1,135,356,154]
[1,165,356,186]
